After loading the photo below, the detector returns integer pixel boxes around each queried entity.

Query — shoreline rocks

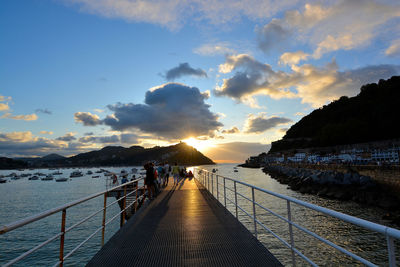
[262,164,400,225]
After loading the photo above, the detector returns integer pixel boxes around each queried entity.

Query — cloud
[76,83,222,140]
[194,43,235,56]
[39,131,54,135]
[79,134,120,144]
[257,1,400,57]
[205,142,270,163]
[245,114,292,133]
[279,51,309,66]
[56,132,76,142]
[74,112,102,126]
[294,112,305,116]
[164,63,207,81]
[221,127,240,134]
[120,133,139,144]
[35,108,52,115]
[257,19,291,53]
[0,131,65,157]
[0,95,11,102]
[215,54,400,107]
[65,0,299,30]
[1,113,38,121]
[278,128,288,133]
[84,132,94,136]
[386,39,400,57]
[0,103,9,111]
[214,54,296,104]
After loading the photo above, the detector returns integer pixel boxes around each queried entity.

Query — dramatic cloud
[83,83,223,140]
[221,127,240,134]
[39,131,54,135]
[386,39,400,57]
[245,114,292,133]
[1,113,38,121]
[194,43,235,56]
[66,0,298,30]
[205,142,270,163]
[35,108,52,115]
[216,54,400,107]
[74,112,102,126]
[164,63,207,81]
[257,1,400,57]
[56,132,76,142]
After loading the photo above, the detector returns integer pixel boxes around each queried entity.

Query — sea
[0,164,399,266]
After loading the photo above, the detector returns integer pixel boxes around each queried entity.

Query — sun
[183,137,212,152]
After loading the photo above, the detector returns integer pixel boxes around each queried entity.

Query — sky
[1,0,399,163]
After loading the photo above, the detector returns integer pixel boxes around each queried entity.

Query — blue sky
[1,0,399,162]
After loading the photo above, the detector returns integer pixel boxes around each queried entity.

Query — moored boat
[70,171,83,178]
[29,176,39,180]
[41,175,54,181]
[0,178,7,183]
[55,177,69,182]
[92,175,100,178]
[86,171,93,175]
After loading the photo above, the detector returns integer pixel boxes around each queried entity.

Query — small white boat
[92,175,100,178]
[29,176,39,180]
[56,178,69,182]
[52,171,63,175]
[0,178,7,183]
[86,170,93,175]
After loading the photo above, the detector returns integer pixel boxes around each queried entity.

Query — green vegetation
[270,76,400,153]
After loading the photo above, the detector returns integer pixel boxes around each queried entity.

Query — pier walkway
[87,178,282,266]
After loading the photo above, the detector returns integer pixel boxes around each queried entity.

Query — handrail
[0,177,146,266]
[0,178,143,235]
[215,173,400,240]
[195,168,399,266]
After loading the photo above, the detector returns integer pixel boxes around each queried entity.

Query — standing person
[163,161,170,187]
[172,162,180,185]
[157,164,164,186]
[144,163,155,200]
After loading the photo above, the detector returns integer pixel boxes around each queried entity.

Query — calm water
[0,164,399,266]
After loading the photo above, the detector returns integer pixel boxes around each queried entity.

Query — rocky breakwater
[263,164,400,225]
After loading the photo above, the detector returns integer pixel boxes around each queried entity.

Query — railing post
[135,182,138,212]
[208,172,210,190]
[251,187,257,238]
[59,209,66,267]
[211,173,214,196]
[122,185,127,226]
[387,235,396,267]
[287,200,296,266]
[216,175,219,201]
[223,177,226,208]
[101,193,107,246]
[234,181,238,218]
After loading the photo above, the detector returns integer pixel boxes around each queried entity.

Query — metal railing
[194,168,400,267]
[0,177,146,266]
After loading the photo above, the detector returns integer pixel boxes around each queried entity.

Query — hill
[67,142,214,166]
[269,76,400,153]
[0,157,28,170]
